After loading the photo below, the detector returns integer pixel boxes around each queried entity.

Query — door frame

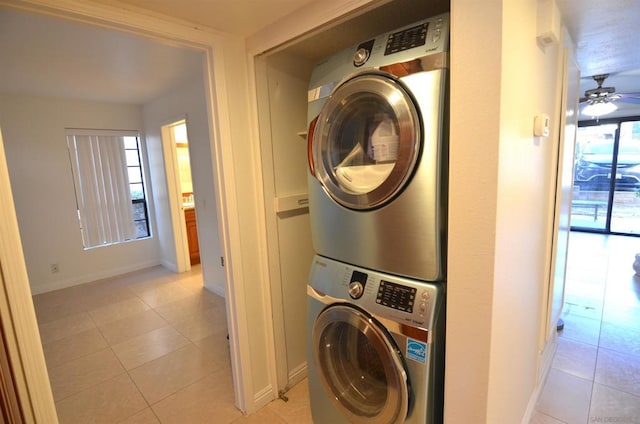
[161,118,191,273]
[0,0,254,414]
[245,0,397,398]
[0,127,57,422]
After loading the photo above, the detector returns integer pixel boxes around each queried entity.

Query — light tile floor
[532,231,640,424]
[36,232,638,424]
[33,265,313,424]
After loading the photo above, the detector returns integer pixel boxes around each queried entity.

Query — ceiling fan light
[582,100,618,117]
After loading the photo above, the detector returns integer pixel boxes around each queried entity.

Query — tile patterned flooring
[33,265,313,424]
[532,232,640,424]
[34,231,639,423]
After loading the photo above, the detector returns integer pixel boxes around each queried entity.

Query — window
[67,129,150,248]
[571,118,640,235]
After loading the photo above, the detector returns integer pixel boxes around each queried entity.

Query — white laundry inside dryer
[334,116,398,193]
[335,163,394,193]
[369,117,400,162]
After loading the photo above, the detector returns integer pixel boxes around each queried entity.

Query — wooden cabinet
[185,208,200,265]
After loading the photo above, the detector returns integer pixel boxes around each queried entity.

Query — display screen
[376,280,416,312]
[384,23,428,55]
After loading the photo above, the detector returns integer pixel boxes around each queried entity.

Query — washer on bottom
[307,255,445,424]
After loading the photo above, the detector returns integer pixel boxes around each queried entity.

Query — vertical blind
[67,130,137,248]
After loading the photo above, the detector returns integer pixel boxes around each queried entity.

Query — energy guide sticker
[406,338,427,364]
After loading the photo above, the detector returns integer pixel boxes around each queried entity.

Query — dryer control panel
[384,22,428,55]
[309,12,449,94]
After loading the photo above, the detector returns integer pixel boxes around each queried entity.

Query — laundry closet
[254,0,449,396]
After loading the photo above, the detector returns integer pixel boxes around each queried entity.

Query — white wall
[489,0,564,419]
[260,51,316,387]
[447,0,566,422]
[217,33,276,409]
[142,75,226,294]
[0,94,161,294]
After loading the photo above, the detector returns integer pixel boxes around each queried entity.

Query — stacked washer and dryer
[305,13,450,424]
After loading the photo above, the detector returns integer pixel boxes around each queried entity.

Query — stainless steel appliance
[307,255,445,424]
[306,13,449,282]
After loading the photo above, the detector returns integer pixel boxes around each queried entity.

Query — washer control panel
[377,280,416,313]
[306,255,443,328]
[348,270,368,299]
[308,255,443,327]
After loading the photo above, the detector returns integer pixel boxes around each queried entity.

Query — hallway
[534,231,640,423]
[32,231,640,423]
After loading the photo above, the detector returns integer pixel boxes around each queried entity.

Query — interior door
[545,48,579,349]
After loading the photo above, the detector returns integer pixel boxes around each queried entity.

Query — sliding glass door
[610,121,640,234]
[571,119,640,235]
[571,124,617,231]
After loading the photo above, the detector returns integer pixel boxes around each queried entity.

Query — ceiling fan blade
[579,97,589,103]
[615,93,640,105]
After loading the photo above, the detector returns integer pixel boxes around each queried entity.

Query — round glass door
[312,304,409,424]
[312,73,421,210]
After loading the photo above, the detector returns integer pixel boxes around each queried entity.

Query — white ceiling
[556,0,640,77]
[0,7,204,104]
[1,0,639,113]
[555,0,640,118]
[90,0,317,37]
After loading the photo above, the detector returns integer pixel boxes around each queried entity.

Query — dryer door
[312,303,410,424]
[311,73,420,210]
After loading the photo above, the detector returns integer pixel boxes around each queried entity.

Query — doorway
[571,118,640,235]
[0,2,250,417]
[173,122,200,266]
[162,119,201,270]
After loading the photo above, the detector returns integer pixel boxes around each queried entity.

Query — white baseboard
[250,364,308,415]
[161,259,178,272]
[521,334,558,423]
[253,384,275,411]
[30,260,162,295]
[204,280,226,298]
[287,362,308,388]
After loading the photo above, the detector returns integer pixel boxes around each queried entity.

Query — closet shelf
[274,193,309,213]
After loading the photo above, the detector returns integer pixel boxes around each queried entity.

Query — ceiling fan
[580,73,640,117]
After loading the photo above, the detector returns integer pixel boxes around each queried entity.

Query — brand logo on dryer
[406,338,427,364]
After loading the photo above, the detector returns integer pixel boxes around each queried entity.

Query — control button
[353,48,370,66]
[421,291,430,300]
[432,29,441,43]
[419,302,427,312]
[348,281,364,299]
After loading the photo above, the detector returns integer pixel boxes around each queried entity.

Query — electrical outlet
[50,263,59,273]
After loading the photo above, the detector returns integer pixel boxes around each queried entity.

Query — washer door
[310,73,421,210]
[312,304,410,424]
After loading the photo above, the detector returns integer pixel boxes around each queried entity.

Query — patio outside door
[571,120,640,235]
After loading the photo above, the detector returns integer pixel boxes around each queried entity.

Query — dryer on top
[306,13,449,282]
